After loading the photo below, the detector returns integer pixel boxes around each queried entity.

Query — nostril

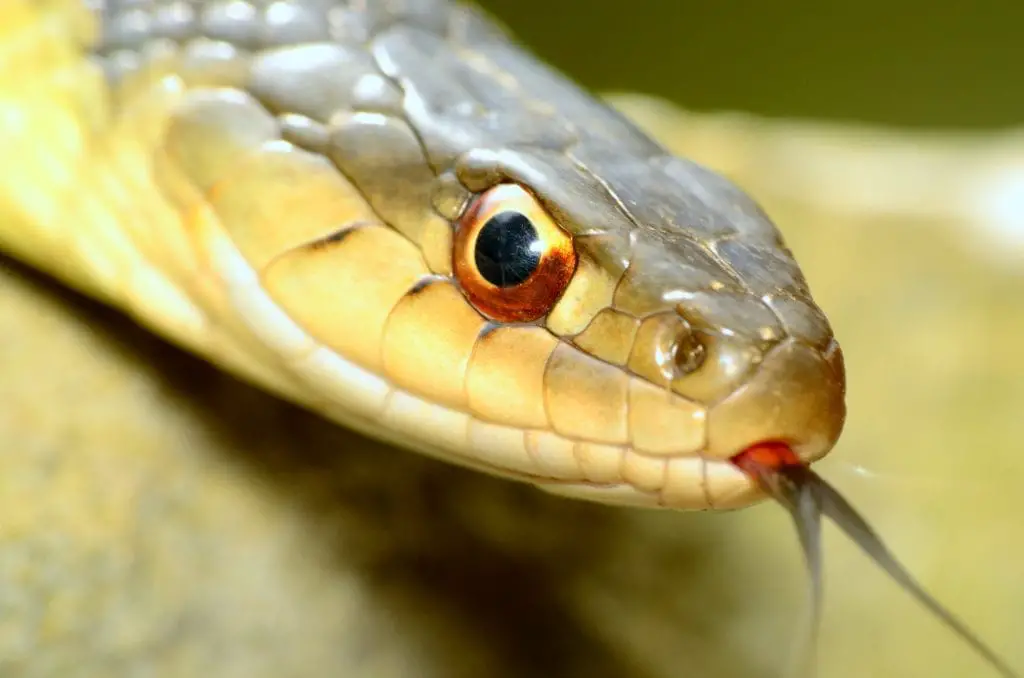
[672,332,706,376]
[629,312,704,386]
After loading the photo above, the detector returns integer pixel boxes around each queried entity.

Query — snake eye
[453,184,577,323]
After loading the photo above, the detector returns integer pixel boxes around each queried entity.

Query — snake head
[452,144,845,510]
[160,1,845,512]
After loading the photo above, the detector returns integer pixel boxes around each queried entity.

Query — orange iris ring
[452,184,577,324]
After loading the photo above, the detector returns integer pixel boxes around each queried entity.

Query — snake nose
[703,338,847,464]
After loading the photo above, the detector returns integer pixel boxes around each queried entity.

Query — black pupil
[473,211,541,287]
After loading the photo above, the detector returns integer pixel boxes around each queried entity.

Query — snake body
[0,0,845,511]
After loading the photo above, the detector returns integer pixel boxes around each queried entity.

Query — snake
[0,1,1017,675]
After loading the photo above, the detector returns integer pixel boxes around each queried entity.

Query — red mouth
[729,440,802,477]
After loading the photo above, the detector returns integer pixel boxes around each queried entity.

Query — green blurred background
[478,0,1024,129]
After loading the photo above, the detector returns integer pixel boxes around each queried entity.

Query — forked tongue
[730,442,1019,678]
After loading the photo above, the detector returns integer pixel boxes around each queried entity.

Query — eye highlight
[453,184,577,323]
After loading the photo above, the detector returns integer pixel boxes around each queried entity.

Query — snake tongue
[730,443,1020,678]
